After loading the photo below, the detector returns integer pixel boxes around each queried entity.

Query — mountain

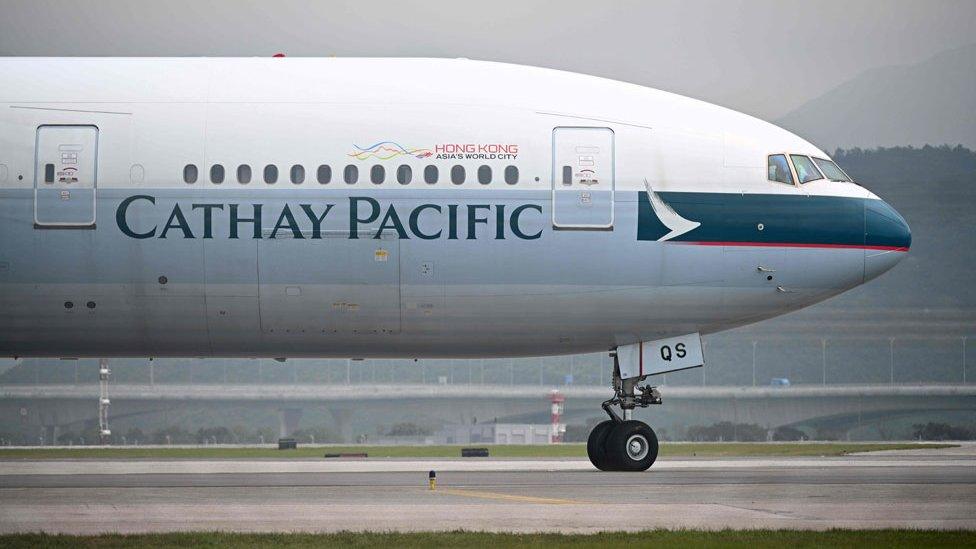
[777,44,976,150]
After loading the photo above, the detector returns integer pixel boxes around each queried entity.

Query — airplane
[0,57,911,470]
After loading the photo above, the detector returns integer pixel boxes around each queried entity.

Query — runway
[1,449,975,533]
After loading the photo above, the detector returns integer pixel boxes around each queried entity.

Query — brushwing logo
[640,179,700,241]
[349,141,433,161]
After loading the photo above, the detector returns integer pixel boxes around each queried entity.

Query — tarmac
[1,445,975,533]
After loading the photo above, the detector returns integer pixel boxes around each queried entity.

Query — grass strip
[2,530,975,548]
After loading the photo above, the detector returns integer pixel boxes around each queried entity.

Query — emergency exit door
[34,125,98,227]
[551,127,614,229]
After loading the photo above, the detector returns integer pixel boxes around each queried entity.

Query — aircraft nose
[864,198,911,282]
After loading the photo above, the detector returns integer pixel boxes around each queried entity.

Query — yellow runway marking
[435,487,586,505]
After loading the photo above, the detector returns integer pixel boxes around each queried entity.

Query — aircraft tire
[605,420,658,471]
[586,420,616,471]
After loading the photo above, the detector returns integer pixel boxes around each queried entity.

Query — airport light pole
[98,359,111,445]
[702,340,707,386]
[889,338,895,385]
[821,338,827,386]
[752,340,757,387]
[599,353,603,386]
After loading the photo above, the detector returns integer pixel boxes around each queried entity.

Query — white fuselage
[0,58,909,358]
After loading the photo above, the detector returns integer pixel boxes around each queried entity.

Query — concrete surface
[2,456,976,475]
[1,448,974,533]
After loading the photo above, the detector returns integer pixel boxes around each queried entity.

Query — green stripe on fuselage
[638,192,867,247]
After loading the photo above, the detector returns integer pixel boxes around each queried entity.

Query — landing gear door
[34,125,98,227]
[552,127,614,229]
[617,333,704,380]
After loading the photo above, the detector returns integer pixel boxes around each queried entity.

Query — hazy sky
[0,0,973,119]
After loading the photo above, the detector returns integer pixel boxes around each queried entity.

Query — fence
[2,335,971,388]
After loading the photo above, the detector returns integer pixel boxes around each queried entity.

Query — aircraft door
[34,125,98,227]
[551,127,614,229]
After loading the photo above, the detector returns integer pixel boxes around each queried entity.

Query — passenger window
[561,166,572,185]
[210,164,225,184]
[397,165,412,185]
[812,158,852,182]
[344,164,358,184]
[371,165,385,184]
[767,155,794,185]
[424,165,438,184]
[317,165,332,184]
[477,165,491,185]
[264,165,278,184]
[44,163,55,183]
[237,164,251,184]
[451,165,465,185]
[790,155,824,184]
[504,165,519,185]
[290,164,305,185]
[183,164,198,184]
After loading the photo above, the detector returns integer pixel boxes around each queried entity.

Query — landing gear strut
[587,351,662,471]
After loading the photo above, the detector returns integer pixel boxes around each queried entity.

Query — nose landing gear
[589,419,659,471]
[587,352,663,471]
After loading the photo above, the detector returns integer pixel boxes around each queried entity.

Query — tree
[772,425,806,441]
[386,422,433,437]
[686,422,766,442]
[292,425,340,443]
[124,428,145,445]
[912,422,974,441]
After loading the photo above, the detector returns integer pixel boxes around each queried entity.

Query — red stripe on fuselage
[671,241,909,252]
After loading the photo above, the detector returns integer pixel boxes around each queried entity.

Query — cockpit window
[790,155,824,184]
[767,154,794,185]
[812,158,852,182]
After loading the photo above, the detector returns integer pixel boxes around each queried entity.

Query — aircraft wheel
[605,420,658,471]
[586,420,616,471]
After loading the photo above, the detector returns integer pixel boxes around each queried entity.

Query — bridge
[3,383,974,443]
